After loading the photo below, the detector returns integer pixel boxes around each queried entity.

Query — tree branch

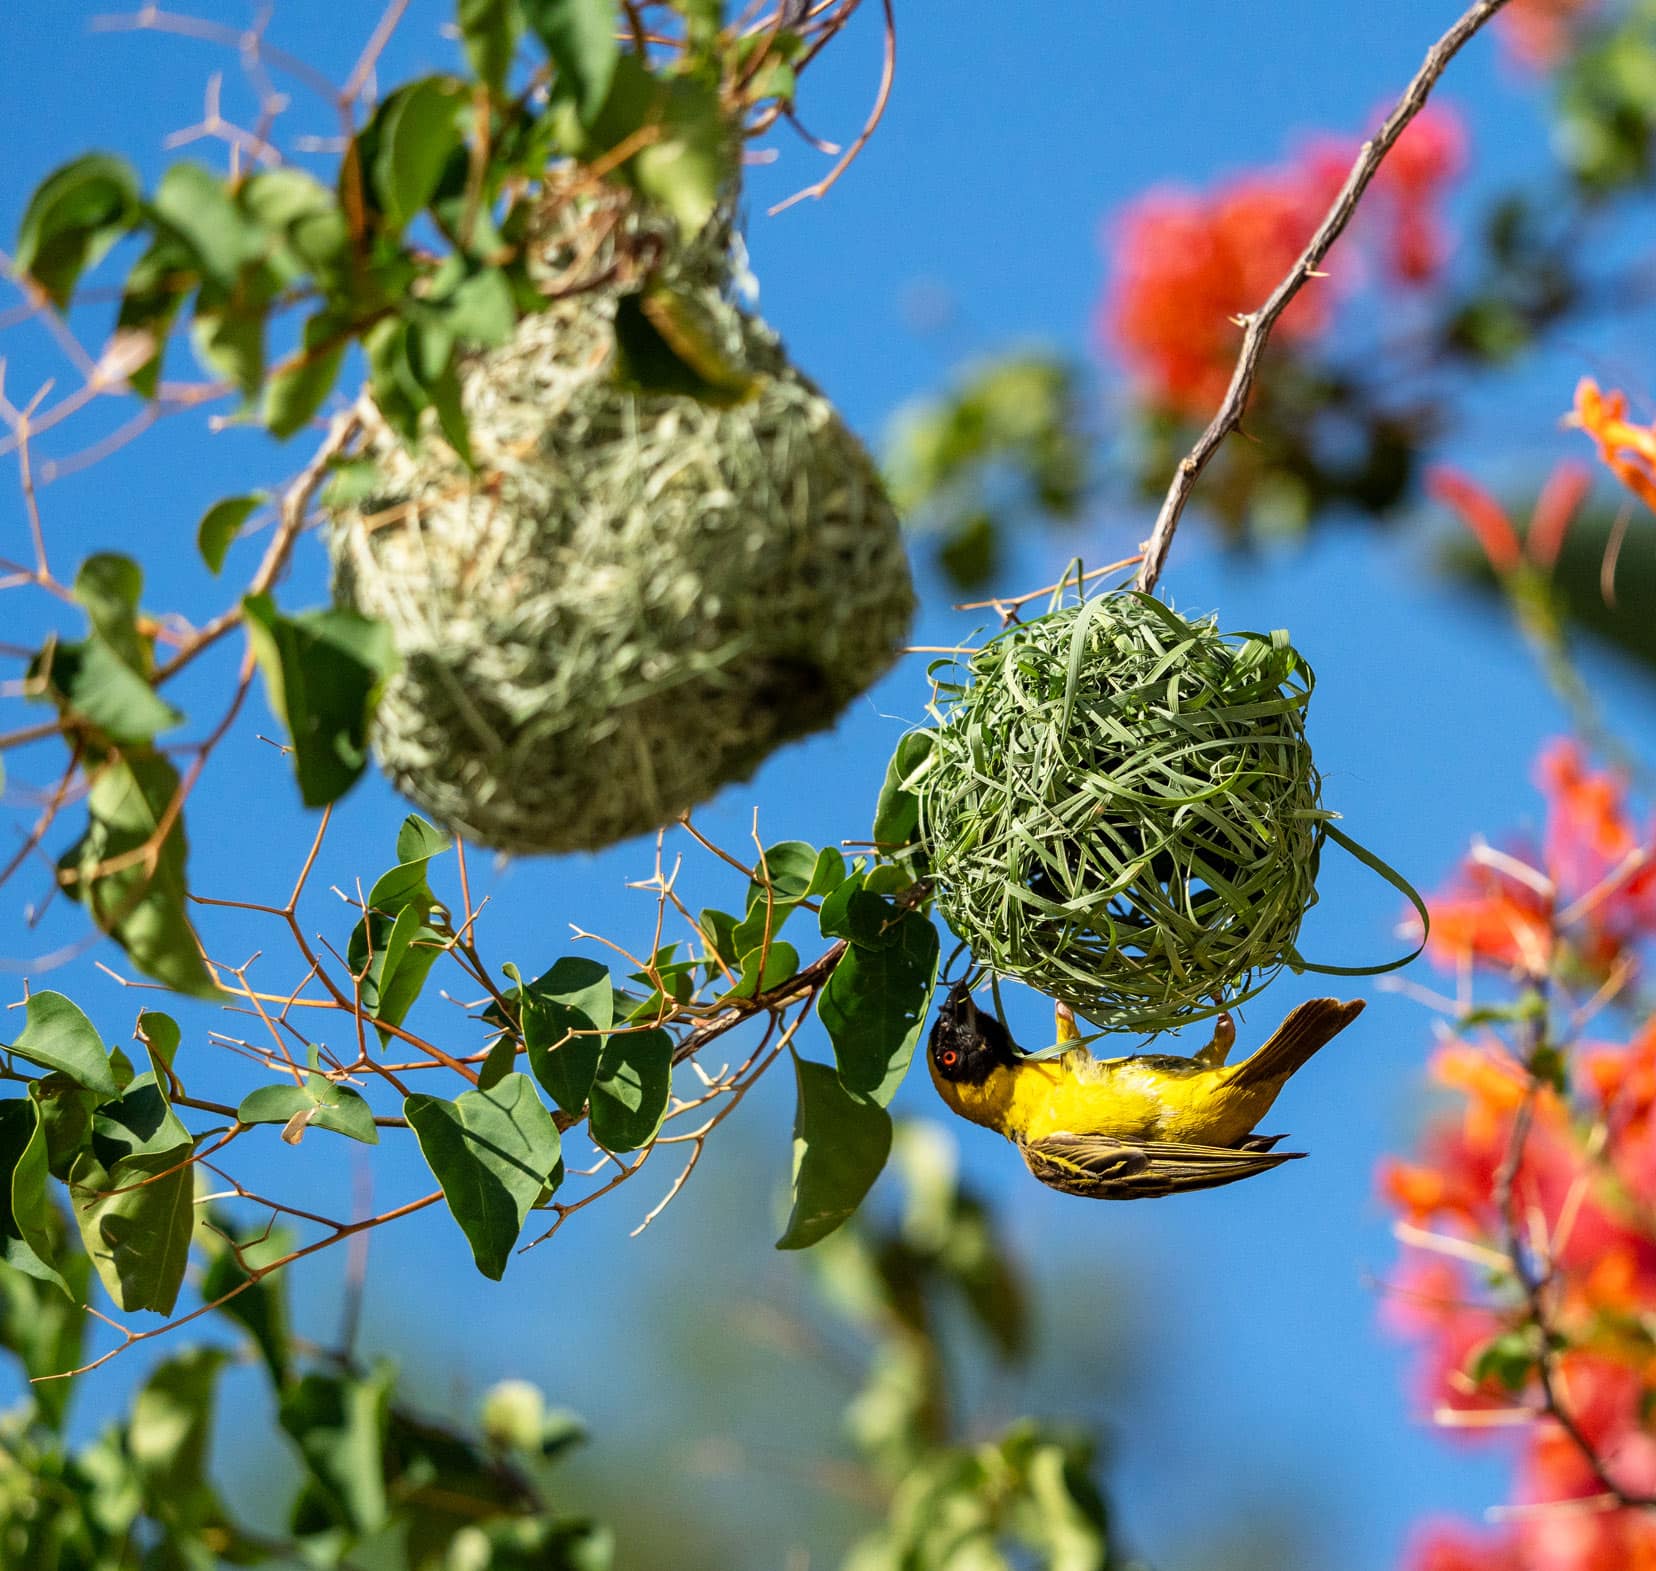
[1135,0,1515,593]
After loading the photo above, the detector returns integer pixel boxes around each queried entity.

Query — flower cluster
[1099,106,1466,418]
[1570,379,1656,516]
[1381,742,1656,1570]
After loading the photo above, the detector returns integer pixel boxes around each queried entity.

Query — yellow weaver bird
[926,982,1365,1200]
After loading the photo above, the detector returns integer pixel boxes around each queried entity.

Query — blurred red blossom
[1428,460,1591,577]
[1372,105,1468,285]
[1498,0,1601,70]
[1101,155,1345,418]
[1384,741,1656,1570]
[1101,107,1466,416]
[1404,1522,1524,1571]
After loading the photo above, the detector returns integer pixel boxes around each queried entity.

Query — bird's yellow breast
[928,1050,1281,1148]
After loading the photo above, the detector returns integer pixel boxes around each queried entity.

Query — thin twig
[1134,0,1516,593]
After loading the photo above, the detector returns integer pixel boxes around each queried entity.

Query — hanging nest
[327,191,913,855]
[913,590,1328,1033]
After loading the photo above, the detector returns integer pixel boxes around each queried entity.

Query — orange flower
[1569,379,1656,515]
[1424,864,1554,974]
[1420,741,1655,979]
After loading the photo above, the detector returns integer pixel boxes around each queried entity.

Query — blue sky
[4,3,1656,1567]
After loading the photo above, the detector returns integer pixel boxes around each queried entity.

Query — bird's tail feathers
[1226,997,1365,1091]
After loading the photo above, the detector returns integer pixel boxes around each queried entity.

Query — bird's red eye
[941,1049,959,1067]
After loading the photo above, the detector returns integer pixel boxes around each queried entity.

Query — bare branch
[1135,0,1515,593]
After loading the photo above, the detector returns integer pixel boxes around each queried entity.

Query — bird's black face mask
[929,981,1018,1085]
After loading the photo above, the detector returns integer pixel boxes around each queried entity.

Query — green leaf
[130,1346,227,1500]
[74,552,146,660]
[36,557,183,744]
[37,633,183,744]
[243,592,398,808]
[321,455,384,509]
[819,873,907,950]
[91,1062,194,1172]
[347,814,451,1043]
[279,1367,395,1535]
[116,235,195,397]
[588,1029,671,1152]
[420,332,473,465]
[237,1075,379,1144]
[137,1010,180,1070]
[405,1074,560,1279]
[9,990,119,1096]
[721,940,800,1002]
[776,1054,892,1250]
[1471,1329,1539,1394]
[820,907,938,1106]
[553,54,731,235]
[365,77,468,230]
[873,729,935,859]
[15,152,141,306]
[190,277,271,397]
[70,1079,195,1315]
[525,0,619,125]
[631,75,732,237]
[730,842,843,958]
[698,908,741,970]
[151,162,265,286]
[364,315,427,443]
[396,812,449,865]
[478,1032,518,1090]
[521,956,612,1115]
[0,1219,88,1428]
[437,265,518,349]
[0,1098,69,1293]
[264,313,347,438]
[196,493,264,575]
[58,749,219,997]
[31,1074,97,1179]
[372,904,444,1035]
[241,166,348,278]
[199,1210,295,1386]
[459,0,523,95]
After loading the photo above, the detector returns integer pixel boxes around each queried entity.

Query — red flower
[1499,0,1600,71]
[1403,1521,1525,1571]
[1427,462,1591,578]
[1101,146,1349,418]
[1372,105,1468,286]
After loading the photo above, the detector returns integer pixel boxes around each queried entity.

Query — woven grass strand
[916,591,1328,1033]
[328,213,913,856]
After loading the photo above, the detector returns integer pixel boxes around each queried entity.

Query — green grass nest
[914,591,1331,1032]
[328,227,913,856]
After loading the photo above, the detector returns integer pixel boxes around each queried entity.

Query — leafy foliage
[887,352,1088,589]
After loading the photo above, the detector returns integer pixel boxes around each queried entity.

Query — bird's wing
[1019,1131,1304,1200]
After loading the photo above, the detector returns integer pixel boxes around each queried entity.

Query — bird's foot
[1193,1007,1237,1068]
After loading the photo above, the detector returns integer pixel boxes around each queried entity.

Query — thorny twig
[1134,0,1516,594]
